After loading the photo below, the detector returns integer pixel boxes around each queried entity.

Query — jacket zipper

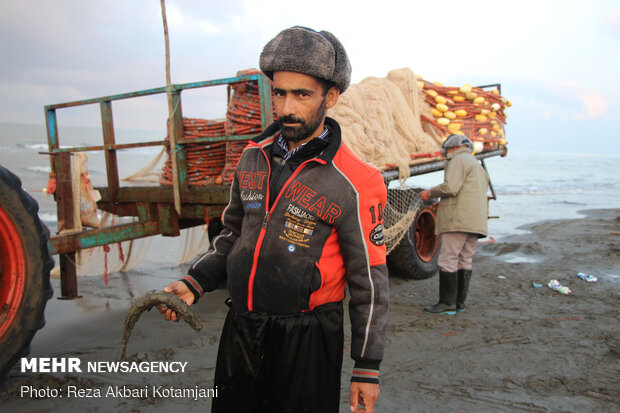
[246,143,326,311]
[246,143,271,311]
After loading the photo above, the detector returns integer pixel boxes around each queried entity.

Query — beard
[279,97,327,143]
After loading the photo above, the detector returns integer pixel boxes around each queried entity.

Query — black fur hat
[259,26,352,92]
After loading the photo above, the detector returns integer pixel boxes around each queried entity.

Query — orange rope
[103,244,110,285]
[45,172,56,195]
[161,69,277,186]
[410,151,443,159]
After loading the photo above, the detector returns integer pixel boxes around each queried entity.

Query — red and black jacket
[182,117,389,382]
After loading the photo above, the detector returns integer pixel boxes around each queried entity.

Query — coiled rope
[161,69,276,186]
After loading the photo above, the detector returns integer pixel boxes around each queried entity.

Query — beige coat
[429,147,489,237]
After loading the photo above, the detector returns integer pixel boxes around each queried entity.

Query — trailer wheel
[387,200,440,280]
[0,166,54,382]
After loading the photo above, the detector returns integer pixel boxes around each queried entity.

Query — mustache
[279,115,305,125]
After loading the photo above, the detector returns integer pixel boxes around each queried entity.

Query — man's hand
[158,281,195,322]
[419,189,431,201]
[350,382,380,412]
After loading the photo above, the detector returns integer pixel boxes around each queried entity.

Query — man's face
[272,71,338,143]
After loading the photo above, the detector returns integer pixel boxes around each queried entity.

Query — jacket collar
[252,117,342,163]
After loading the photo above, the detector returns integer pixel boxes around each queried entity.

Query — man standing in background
[420,134,489,314]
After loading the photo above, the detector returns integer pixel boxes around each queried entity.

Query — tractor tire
[0,166,54,382]
[387,199,441,280]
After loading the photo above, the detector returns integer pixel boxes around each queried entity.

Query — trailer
[0,71,507,380]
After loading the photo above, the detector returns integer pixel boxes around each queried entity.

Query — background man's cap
[259,26,352,92]
[441,134,474,155]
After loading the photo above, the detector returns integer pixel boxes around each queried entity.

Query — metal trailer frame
[45,73,273,299]
[43,75,506,299]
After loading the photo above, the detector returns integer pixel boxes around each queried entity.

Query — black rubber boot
[457,269,472,312]
[424,271,458,315]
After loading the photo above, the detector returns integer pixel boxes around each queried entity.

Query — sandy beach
[1,208,619,412]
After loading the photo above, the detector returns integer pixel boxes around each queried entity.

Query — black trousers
[211,302,344,413]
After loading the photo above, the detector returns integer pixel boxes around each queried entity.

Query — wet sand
[1,209,619,412]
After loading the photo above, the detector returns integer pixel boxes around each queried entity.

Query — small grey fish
[119,290,202,361]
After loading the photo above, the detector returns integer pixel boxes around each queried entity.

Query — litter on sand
[577,272,598,282]
[548,280,571,295]
[532,282,543,288]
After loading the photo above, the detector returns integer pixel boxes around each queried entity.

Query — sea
[1,121,619,270]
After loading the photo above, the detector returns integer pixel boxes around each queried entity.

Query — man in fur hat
[160,26,389,413]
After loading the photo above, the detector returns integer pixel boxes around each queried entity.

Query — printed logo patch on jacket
[284,180,342,224]
[241,189,264,201]
[285,220,314,235]
[370,224,385,246]
[237,171,267,189]
[278,203,318,249]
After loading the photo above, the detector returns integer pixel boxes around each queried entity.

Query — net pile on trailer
[328,68,511,253]
[419,80,510,151]
[220,69,276,184]
[161,118,227,185]
[161,69,275,186]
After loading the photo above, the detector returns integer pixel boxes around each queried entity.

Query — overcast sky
[1,0,618,154]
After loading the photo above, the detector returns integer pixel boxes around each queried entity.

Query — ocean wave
[39,213,57,223]
[26,165,52,174]
[17,143,163,156]
[496,182,620,196]
[17,143,72,150]
[20,143,49,150]
[550,200,587,206]
[123,146,163,155]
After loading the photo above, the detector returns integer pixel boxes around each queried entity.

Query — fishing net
[328,68,442,183]
[416,77,508,150]
[329,67,509,250]
[383,187,424,254]
[51,152,211,280]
